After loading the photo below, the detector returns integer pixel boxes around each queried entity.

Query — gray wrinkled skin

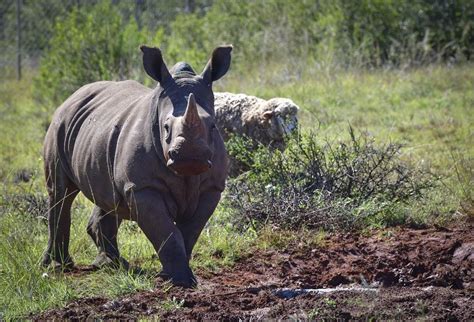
[214,92,299,148]
[42,46,232,288]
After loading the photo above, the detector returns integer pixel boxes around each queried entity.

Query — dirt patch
[32,225,473,320]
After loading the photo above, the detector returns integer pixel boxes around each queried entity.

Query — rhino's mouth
[167,158,212,176]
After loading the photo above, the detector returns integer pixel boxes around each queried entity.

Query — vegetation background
[0,0,472,318]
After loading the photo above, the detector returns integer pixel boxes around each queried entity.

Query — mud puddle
[32,225,473,320]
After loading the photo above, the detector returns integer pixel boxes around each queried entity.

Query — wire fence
[1,0,63,80]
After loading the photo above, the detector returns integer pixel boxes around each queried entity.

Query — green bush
[225,128,438,230]
[31,1,474,104]
[159,0,473,70]
[34,1,150,105]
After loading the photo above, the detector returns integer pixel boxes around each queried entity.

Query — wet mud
[32,225,473,320]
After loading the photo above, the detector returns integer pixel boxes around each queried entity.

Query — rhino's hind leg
[42,160,79,270]
[87,206,129,270]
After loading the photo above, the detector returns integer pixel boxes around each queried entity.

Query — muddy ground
[33,225,473,320]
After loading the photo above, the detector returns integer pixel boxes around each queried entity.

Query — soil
[32,225,473,320]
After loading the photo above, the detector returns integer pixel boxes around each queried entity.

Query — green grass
[1,63,473,318]
[220,64,473,160]
[218,64,473,221]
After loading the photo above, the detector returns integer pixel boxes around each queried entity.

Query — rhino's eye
[163,123,171,142]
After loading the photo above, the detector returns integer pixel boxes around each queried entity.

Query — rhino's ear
[140,45,172,85]
[201,45,233,84]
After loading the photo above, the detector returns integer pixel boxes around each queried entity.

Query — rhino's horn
[183,93,200,127]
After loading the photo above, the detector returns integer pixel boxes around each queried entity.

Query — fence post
[184,0,195,13]
[16,0,21,81]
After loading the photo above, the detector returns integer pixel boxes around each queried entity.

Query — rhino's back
[49,80,150,126]
[44,80,153,210]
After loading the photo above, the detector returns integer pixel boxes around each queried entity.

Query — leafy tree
[35,1,149,105]
[31,0,474,104]
[162,0,473,69]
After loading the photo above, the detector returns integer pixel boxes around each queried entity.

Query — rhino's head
[141,45,232,176]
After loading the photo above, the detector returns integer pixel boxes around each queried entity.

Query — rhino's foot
[158,269,197,288]
[41,252,75,272]
[92,252,129,270]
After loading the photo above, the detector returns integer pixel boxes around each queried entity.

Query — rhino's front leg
[177,190,221,260]
[130,188,196,288]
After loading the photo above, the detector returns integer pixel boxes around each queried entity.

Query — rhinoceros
[42,45,232,287]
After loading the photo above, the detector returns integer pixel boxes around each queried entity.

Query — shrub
[162,0,474,70]
[30,1,474,105]
[34,1,149,105]
[225,128,438,231]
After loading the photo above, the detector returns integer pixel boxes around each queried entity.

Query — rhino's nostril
[207,160,213,168]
